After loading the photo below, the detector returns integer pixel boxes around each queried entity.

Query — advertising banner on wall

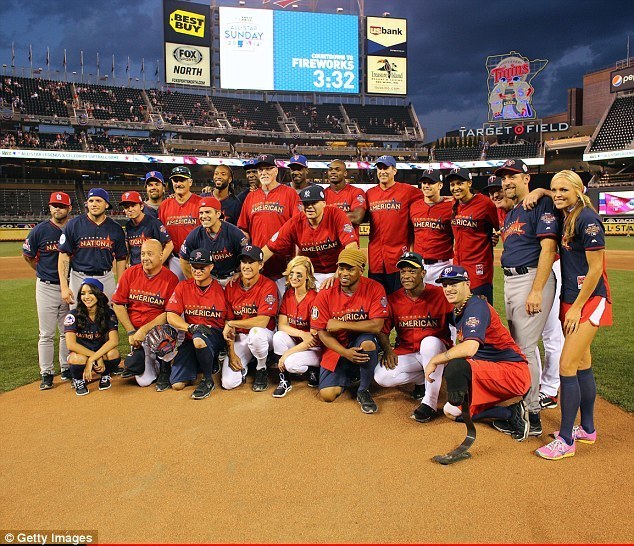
[610,66,634,93]
[599,191,634,216]
[165,42,211,86]
[366,16,407,95]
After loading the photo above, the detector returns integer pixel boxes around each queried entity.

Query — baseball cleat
[411,402,437,423]
[120,368,136,379]
[539,392,558,409]
[535,436,576,460]
[411,383,425,400]
[155,370,171,392]
[356,389,378,414]
[509,401,529,441]
[40,373,54,390]
[491,419,513,435]
[529,412,542,436]
[553,425,596,444]
[60,369,72,382]
[307,368,319,388]
[191,378,214,400]
[252,368,269,392]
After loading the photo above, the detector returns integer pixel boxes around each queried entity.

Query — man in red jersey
[449,167,499,304]
[237,154,301,292]
[366,155,423,295]
[165,248,228,400]
[375,251,453,422]
[311,248,388,414]
[223,245,279,392]
[158,165,202,281]
[324,159,366,238]
[112,239,179,387]
[262,184,359,288]
[410,168,454,284]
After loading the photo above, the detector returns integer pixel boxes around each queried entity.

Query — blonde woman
[271,256,321,397]
[536,171,611,460]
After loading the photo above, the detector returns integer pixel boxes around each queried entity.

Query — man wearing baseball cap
[120,190,173,266]
[423,265,531,463]
[288,154,312,193]
[366,155,423,295]
[158,165,202,280]
[375,251,453,423]
[410,168,454,285]
[165,248,228,399]
[222,245,279,392]
[262,184,359,289]
[236,159,261,205]
[324,159,367,238]
[58,187,127,308]
[179,196,248,287]
[311,248,388,414]
[23,191,73,389]
[143,171,166,218]
[201,164,243,225]
[237,154,301,284]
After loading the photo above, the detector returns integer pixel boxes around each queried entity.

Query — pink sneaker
[553,425,597,444]
[535,436,576,460]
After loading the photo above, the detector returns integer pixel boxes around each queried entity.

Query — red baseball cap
[119,191,144,205]
[199,197,222,211]
[49,192,71,207]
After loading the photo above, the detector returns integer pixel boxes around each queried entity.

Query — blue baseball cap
[254,154,277,168]
[483,175,503,194]
[495,158,529,176]
[239,245,264,261]
[145,171,165,185]
[419,168,443,183]
[289,154,308,168]
[299,185,326,203]
[242,159,257,171]
[80,277,104,293]
[86,188,111,209]
[445,167,472,182]
[436,265,470,284]
[375,155,397,168]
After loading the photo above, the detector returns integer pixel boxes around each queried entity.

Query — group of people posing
[23,154,611,462]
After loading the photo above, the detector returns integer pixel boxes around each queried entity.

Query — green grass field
[1,239,632,411]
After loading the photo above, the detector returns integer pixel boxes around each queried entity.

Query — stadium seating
[590,95,634,152]
[210,96,280,132]
[149,89,215,126]
[282,102,345,133]
[75,83,147,122]
[345,104,414,135]
[0,76,72,118]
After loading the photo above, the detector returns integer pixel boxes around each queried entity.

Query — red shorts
[560,296,612,327]
[467,359,530,416]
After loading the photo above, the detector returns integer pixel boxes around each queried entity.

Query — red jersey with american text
[280,289,318,337]
[166,278,228,332]
[324,184,367,237]
[410,198,454,260]
[158,193,202,256]
[224,274,279,334]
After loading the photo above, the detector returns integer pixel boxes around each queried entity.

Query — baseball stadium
[1,1,633,544]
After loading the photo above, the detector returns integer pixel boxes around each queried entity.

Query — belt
[423,258,444,265]
[38,279,60,285]
[503,266,530,277]
[75,270,109,276]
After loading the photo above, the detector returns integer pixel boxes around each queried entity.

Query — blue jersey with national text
[560,208,609,304]
[58,215,127,273]
[180,221,248,278]
[143,203,158,219]
[455,295,526,362]
[501,197,559,268]
[22,220,64,283]
[220,194,243,226]
[125,214,171,266]
[63,307,118,352]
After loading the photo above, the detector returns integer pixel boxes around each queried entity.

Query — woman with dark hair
[64,278,120,396]
[536,170,611,460]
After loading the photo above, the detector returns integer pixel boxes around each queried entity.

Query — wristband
[127,330,137,336]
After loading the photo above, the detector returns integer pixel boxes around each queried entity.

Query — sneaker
[535,436,576,460]
[110,367,124,376]
[539,392,558,409]
[60,369,72,382]
[529,412,542,436]
[411,384,425,400]
[411,402,437,423]
[307,368,319,388]
[553,425,597,444]
[74,379,89,396]
[99,374,112,391]
[191,378,214,400]
[213,351,224,375]
[508,401,529,442]
[356,389,378,414]
[252,368,269,392]
[40,373,54,390]
[272,373,292,398]
[155,370,171,392]
[491,419,513,435]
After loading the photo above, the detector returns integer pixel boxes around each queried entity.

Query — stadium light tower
[337,7,344,12]
[383,11,390,17]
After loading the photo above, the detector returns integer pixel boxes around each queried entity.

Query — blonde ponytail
[551,170,595,244]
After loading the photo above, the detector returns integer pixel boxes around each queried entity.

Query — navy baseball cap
[170,166,192,179]
[445,167,472,182]
[239,244,264,261]
[242,159,257,171]
[86,188,111,209]
[254,154,277,168]
[436,265,470,284]
[289,154,308,168]
[397,251,424,269]
[189,248,213,267]
[483,175,503,194]
[375,155,397,168]
[299,185,325,203]
[80,277,104,293]
[495,159,529,176]
[419,168,443,183]
[145,171,165,185]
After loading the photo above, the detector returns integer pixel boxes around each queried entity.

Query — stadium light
[238,1,245,4]
[383,11,391,16]
[336,7,344,12]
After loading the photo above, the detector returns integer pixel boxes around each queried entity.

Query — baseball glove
[187,324,215,338]
[145,324,184,362]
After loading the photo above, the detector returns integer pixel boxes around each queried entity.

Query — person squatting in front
[375,251,453,423]
[424,265,531,459]
[222,245,279,392]
[63,278,121,396]
[271,256,321,398]
[310,248,388,414]
[165,248,228,399]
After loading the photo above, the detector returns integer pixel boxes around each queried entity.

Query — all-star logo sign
[486,51,548,121]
